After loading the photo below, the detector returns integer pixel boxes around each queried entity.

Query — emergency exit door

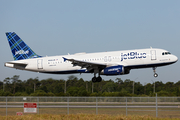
[151,50,156,60]
[37,59,43,69]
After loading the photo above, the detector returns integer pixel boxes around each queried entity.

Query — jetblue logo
[15,50,29,55]
[121,52,146,61]
[108,68,121,72]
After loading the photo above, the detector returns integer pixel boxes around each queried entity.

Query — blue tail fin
[6,32,42,60]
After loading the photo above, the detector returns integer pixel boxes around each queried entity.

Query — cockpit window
[162,52,171,55]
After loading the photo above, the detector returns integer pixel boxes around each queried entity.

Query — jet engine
[101,65,130,75]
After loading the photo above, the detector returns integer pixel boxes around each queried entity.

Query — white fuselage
[5,48,178,75]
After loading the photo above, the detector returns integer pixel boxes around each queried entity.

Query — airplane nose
[173,55,178,62]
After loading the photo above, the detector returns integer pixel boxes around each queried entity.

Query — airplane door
[151,50,156,60]
[37,59,43,69]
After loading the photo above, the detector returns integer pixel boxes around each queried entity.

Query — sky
[0,0,180,84]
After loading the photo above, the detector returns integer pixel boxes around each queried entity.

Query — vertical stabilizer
[6,32,41,60]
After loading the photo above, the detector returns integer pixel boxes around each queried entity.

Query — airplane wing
[63,57,107,72]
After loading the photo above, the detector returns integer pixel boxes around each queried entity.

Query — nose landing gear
[154,73,158,77]
[153,67,158,77]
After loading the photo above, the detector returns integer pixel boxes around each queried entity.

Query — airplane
[4,32,178,82]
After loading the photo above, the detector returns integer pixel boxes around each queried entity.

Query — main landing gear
[153,67,158,77]
[92,72,102,82]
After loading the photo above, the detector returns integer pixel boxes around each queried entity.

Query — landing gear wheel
[154,73,158,77]
[152,67,158,78]
[92,77,97,82]
[97,76,102,82]
[92,68,102,82]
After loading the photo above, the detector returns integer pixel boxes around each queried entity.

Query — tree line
[0,75,180,96]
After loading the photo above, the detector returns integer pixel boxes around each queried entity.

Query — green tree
[115,78,123,92]
[11,75,20,94]
[3,77,11,93]
[30,90,47,96]
[102,81,116,92]
[134,82,144,95]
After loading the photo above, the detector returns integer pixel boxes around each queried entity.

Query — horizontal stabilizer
[5,61,28,69]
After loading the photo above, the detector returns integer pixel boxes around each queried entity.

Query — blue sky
[1,1,180,84]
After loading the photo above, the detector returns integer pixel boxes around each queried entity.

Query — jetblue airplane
[5,32,178,82]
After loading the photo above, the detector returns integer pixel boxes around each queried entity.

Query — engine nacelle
[101,65,124,75]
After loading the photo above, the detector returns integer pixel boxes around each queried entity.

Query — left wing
[63,57,106,72]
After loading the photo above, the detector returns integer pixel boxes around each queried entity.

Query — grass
[0,114,180,120]
[1,107,180,118]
